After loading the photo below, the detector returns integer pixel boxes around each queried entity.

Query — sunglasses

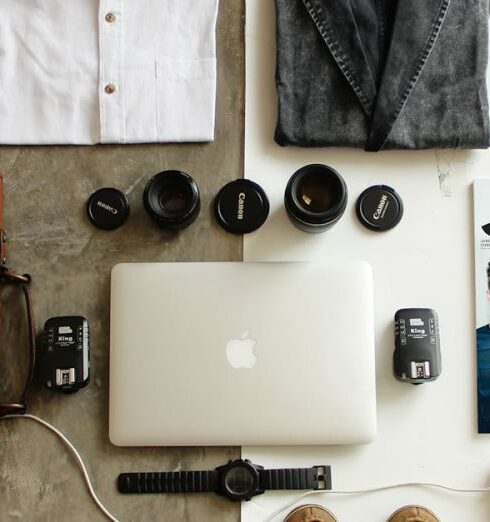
[0,174,36,417]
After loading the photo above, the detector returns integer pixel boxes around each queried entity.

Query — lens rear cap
[214,179,269,234]
[356,185,403,232]
[86,187,129,230]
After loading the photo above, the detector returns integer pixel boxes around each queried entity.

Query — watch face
[224,465,255,496]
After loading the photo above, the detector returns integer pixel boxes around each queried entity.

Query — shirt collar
[301,0,451,151]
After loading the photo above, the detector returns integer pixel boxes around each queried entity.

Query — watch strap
[259,465,331,491]
[118,470,220,494]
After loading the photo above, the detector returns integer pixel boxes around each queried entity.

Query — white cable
[5,415,490,522]
[2,414,120,522]
[264,480,490,521]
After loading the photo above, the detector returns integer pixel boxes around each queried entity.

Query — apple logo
[226,330,258,369]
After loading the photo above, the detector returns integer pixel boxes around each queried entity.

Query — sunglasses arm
[0,229,7,270]
[0,174,6,269]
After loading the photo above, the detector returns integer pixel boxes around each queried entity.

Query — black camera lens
[143,170,200,230]
[284,164,348,233]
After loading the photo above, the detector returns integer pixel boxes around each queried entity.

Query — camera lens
[143,170,200,230]
[284,164,348,233]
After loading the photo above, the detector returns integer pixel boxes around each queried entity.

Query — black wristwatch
[118,459,331,501]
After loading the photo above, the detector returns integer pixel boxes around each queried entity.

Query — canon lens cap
[86,188,129,230]
[214,179,269,234]
[356,185,403,232]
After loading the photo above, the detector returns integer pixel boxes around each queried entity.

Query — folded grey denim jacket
[275,0,490,151]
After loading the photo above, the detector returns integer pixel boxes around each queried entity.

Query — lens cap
[356,185,403,231]
[214,179,269,234]
[86,188,129,230]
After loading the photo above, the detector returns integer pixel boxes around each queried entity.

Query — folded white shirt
[0,0,219,145]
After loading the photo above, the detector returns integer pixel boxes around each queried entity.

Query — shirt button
[104,84,117,94]
[105,13,116,23]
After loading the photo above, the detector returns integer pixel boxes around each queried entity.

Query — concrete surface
[0,2,244,521]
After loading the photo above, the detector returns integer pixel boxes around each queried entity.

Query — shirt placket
[99,0,125,143]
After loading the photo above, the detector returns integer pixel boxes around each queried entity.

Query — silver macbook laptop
[109,262,376,446]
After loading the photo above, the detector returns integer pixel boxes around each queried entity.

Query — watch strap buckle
[313,465,332,490]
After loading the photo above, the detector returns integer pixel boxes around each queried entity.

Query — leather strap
[118,471,220,494]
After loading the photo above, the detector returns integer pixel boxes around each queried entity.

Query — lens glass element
[224,466,255,496]
[284,164,348,233]
[297,171,339,213]
[143,171,200,230]
[158,186,189,214]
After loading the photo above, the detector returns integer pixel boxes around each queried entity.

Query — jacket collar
[302,0,378,117]
[302,0,451,151]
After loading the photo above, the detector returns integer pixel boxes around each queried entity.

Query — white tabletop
[242,2,490,521]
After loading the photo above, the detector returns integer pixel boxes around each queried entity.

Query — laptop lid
[109,261,376,446]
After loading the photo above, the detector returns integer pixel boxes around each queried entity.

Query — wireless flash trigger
[40,317,90,393]
[393,309,441,384]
